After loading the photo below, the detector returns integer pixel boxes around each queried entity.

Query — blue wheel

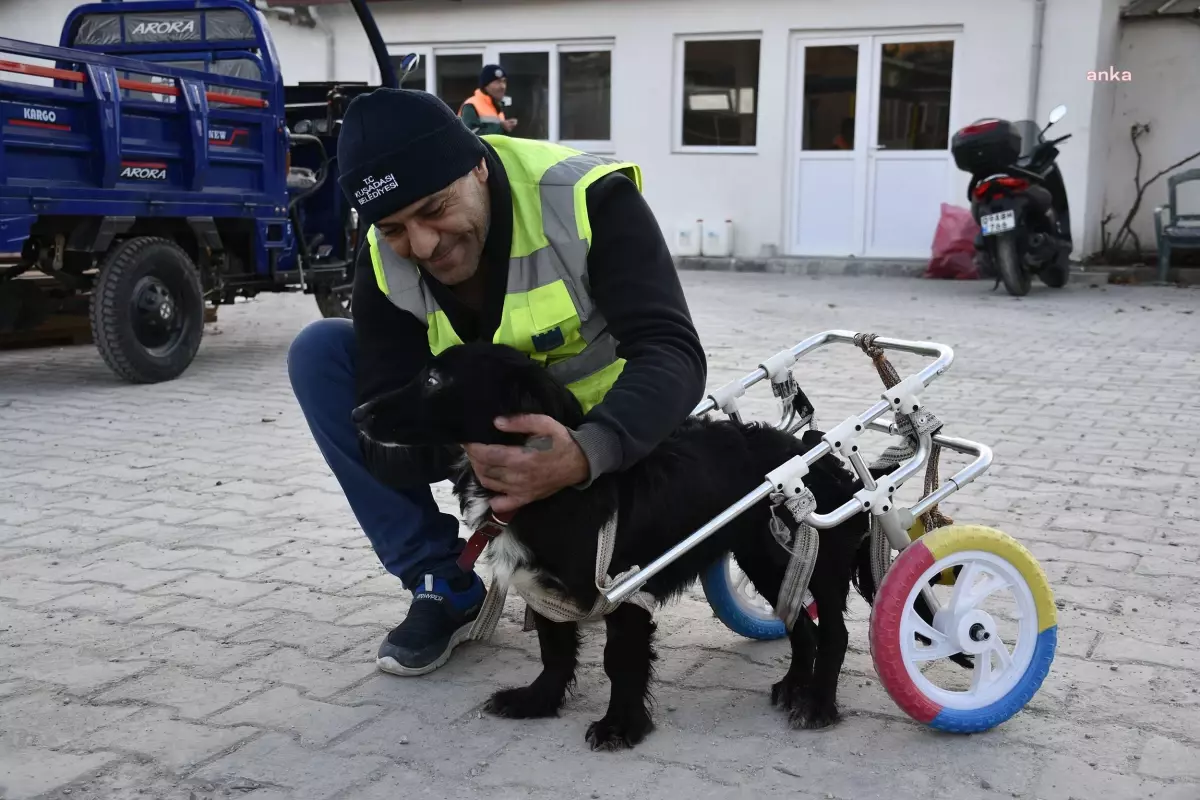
[700,554,788,640]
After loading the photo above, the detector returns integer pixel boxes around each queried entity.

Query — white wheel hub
[901,550,1038,710]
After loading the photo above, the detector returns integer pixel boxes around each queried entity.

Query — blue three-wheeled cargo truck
[0,0,414,382]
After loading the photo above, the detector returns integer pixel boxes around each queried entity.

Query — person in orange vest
[459,64,518,136]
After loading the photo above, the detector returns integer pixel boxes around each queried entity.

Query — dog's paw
[483,686,562,719]
[584,711,654,751]
[770,676,807,711]
[787,693,841,730]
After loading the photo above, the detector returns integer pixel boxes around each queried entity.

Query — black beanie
[336,88,487,229]
[479,64,505,88]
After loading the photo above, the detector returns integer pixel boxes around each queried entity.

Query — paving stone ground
[2,273,1199,800]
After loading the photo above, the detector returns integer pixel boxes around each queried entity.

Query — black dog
[354,342,895,750]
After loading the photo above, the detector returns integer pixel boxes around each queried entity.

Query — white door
[788,38,868,257]
[863,34,958,258]
[789,32,957,258]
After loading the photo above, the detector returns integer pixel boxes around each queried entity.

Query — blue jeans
[287,318,465,590]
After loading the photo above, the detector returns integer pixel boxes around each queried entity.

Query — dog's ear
[501,359,585,427]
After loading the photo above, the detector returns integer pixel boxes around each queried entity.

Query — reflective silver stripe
[578,311,608,344]
[476,115,504,123]
[533,152,629,321]
[372,228,440,325]
[546,330,620,386]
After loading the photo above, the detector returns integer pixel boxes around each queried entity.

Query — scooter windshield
[1012,120,1042,161]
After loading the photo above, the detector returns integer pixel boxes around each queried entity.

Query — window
[499,51,550,140]
[434,53,483,112]
[386,42,613,150]
[800,45,858,151]
[875,41,954,150]
[678,36,760,150]
[559,49,611,143]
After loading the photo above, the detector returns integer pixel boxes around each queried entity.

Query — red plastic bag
[925,203,980,280]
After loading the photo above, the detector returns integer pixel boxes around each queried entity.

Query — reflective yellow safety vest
[367,135,644,414]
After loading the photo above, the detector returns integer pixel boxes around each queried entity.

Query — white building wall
[311,0,1118,259]
[1103,18,1200,254]
[12,0,1123,259]
[4,0,65,44]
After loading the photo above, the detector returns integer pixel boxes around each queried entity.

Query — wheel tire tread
[89,236,204,384]
[996,235,1031,296]
[868,524,1056,733]
[699,558,787,641]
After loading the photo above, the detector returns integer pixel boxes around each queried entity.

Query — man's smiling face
[373,158,491,286]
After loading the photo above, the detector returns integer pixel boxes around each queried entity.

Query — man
[459,64,517,135]
[287,88,706,676]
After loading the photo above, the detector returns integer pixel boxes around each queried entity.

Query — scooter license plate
[980,210,1016,235]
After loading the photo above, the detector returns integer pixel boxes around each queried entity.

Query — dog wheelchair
[615,330,1058,734]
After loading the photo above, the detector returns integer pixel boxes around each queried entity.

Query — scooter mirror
[398,53,421,85]
[1047,104,1067,125]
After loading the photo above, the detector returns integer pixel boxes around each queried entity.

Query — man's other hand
[463,414,588,514]
[501,118,518,132]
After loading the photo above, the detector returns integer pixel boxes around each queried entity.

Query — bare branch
[1107,122,1200,256]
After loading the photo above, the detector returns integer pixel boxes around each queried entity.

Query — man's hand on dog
[463,414,589,513]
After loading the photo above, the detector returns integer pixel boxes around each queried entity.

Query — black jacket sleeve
[350,245,460,488]
[568,173,708,481]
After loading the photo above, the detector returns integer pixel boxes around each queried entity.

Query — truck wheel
[90,236,204,383]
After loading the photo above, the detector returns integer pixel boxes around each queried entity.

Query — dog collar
[456,509,515,571]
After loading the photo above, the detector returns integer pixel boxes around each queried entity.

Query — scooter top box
[951,118,1023,175]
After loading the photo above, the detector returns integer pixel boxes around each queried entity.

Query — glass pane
[559,50,611,141]
[498,51,549,140]
[435,53,482,113]
[876,41,954,150]
[389,55,427,93]
[801,45,858,151]
[681,39,760,147]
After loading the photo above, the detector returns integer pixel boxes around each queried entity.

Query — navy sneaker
[376,571,485,676]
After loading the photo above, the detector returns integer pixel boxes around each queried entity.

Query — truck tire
[90,236,204,384]
[995,234,1031,297]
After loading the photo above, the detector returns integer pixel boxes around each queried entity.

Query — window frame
[385,40,615,153]
[673,31,762,155]
[555,42,614,153]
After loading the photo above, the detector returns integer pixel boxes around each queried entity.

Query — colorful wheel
[869,525,1056,733]
[700,554,818,640]
[701,554,787,640]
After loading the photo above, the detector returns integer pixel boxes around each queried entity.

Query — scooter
[951,104,1073,296]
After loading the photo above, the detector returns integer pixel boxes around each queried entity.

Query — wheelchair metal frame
[603,330,994,614]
